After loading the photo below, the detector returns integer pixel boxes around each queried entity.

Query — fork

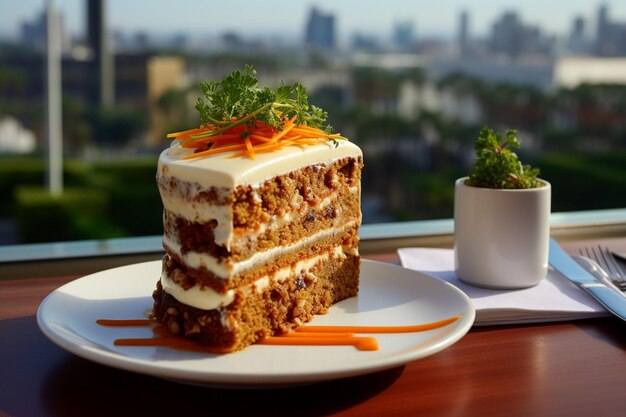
[580,245,626,291]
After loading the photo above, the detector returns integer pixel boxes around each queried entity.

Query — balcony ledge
[1,208,625,279]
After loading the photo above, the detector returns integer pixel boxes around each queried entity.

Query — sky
[1,0,625,42]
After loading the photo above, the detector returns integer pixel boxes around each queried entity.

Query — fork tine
[591,246,605,271]
[598,245,624,280]
[582,244,626,291]
[580,246,592,258]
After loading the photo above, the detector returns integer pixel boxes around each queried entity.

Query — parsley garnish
[466,127,541,189]
[192,65,335,140]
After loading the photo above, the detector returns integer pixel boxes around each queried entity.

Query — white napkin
[397,248,609,325]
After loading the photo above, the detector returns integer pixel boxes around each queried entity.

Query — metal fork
[580,245,626,291]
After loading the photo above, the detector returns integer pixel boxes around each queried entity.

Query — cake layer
[152,252,360,351]
[157,141,363,251]
[159,140,362,189]
[158,155,362,229]
[161,244,349,310]
[163,159,361,261]
[162,222,360,293]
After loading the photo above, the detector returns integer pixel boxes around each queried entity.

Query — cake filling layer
[161,180,360,262]
[161,186,357,235]
[162,220,359,280]
[161,245,346,310]
[160,194,234,248]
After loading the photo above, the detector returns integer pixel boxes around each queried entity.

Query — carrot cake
[151,67,363,352]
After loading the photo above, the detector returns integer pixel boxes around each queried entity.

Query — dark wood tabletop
[1,237,625,417]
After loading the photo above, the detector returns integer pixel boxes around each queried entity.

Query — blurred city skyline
[2,0,626,44]
[2,1,626,244]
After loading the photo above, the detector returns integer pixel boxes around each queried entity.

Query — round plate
[37,259,475,387]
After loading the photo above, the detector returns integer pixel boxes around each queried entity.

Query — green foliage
[14,186,124,243]
[406,172,456,219]
[466,127,541,189]
[86,158,162,236]
[91,157,158,185]
[2,157,161,243]
[540,151,626,211]
[0,158,90,216]
[353,67,403,96]
[0,159,44,216]
[86,106,148,147]
[193,65,336,140]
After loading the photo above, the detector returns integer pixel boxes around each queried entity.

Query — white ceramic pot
[454,177,551,289]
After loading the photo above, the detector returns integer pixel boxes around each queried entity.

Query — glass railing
[2,208,625,280]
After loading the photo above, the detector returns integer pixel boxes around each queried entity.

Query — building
[595,4,626,56]
[0,49,184,147]
[86,0,114,107]
[489,11,552,59]
[458,10,470,58]
[398,80,483,125]
[566,16,590,55]
[304,7,336,50]
[20,10,71,53]
[553,56,626,88]
[0,116,36,153]
[392,21,414,51]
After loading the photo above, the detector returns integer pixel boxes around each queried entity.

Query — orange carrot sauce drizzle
[96,319,152,327]
[280,331,356,338]
[96,315,460,353]
[258,335,379,351]
[114,335,232,354]
[105,322,233,354]
[296,315,460,334]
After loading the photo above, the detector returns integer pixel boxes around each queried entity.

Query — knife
[549,239,626,323]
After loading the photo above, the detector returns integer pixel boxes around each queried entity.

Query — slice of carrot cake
[152,66,363,352]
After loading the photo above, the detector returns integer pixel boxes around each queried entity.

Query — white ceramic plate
[37,259,475,388]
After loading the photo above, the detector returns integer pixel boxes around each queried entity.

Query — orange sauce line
[115,335,233,354]
[296,315,460,334]
[280,331,356,338]
[96,315,461,353]
[258,336,379,351]
[114,336,175,347]
[96,319,152,327]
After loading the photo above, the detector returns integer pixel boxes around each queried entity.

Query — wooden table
[1,238,625,417]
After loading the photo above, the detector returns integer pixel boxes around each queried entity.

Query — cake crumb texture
[152,253,360,352]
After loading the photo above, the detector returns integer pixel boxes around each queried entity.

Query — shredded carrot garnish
[180,133,242,148]
[244,137,255,159]
[167,126,210,139]
[181,143,245,160]
[170,115,345,160]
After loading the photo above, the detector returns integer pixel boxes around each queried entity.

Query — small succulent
[466,127,541,189]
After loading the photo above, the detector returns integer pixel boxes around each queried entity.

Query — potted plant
[454,127,551,289]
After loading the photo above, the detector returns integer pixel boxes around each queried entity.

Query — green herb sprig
[192,65,336,140]
[466,127,541,189]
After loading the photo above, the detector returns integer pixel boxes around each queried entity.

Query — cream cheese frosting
[157,140,362,189]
